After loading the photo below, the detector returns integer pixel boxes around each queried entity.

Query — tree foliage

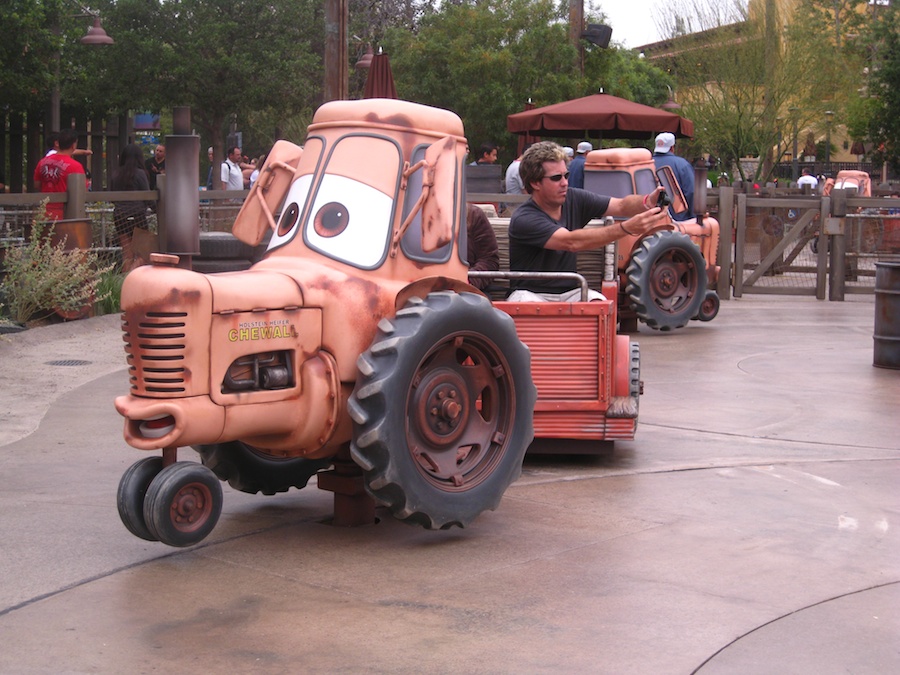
[383,0,671,164]
[864,2,900,174]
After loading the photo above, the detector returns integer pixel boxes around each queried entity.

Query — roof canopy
[507,93,694,141]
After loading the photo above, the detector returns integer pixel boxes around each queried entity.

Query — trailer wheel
[117,456,163,541]
[625,230,707,331]
[629,341,641,418]
[143,462,223,547]
[349,292,535,529]
[196,441,331,495]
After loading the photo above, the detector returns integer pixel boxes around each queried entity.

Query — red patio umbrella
[363,50,398,99]
[507,92,694,141]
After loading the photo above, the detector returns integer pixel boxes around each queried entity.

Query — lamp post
[825,110,834,166]
[789,107,799,183]
[50,9,114,132]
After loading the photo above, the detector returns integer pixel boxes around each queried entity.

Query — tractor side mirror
[656,165,689,216]
[420,136,457,251]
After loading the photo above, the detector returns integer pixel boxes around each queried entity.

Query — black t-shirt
[508,188,610,293]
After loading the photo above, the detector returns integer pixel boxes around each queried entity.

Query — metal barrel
[874,261,900,369]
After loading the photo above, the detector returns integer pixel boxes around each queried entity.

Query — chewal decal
[228,319,299,342]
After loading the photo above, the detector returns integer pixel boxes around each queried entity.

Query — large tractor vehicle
[114,99,641,547]
[584,148,721,331]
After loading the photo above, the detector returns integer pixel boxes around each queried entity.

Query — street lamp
[789,107,799,183]
[824,110,834,166]
[50,8,114,132]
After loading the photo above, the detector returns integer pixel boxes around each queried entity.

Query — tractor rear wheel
[625,230,707,331]
[196,441,331,495]
[349,292,536,529]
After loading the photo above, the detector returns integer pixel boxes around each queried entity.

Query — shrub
[93,269,125,316]
[0,206,113,324]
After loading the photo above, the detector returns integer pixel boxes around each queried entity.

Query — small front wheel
[143,462,223,547]
[117,456,163,541]
[695,290,720,322]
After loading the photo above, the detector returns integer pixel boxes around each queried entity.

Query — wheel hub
[170,483,212,531]
[652,262,680,299]
[414,368,470,447]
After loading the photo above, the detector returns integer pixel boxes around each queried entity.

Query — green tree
[384,0,670,164]
[75,0,322,181]
[864,2,900,174]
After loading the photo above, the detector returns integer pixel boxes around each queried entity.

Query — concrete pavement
[0,295,897,673]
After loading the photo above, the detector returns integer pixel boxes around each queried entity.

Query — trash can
[874,261,900,369]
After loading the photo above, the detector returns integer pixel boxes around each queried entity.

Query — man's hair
[519,141,566,194]
[478,142,498,158]
[57,129,78,151]
[46,131,60,150]
[228,146,241,156]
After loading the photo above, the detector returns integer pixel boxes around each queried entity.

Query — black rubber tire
[629,341,641,420]
[695,290,720,322]
[348,291,536,529]
[191,258,252,274]
[143,462,223,547]
[196,441,332,495]
[625,230,707,331]
[198,231,255,259]
[117,456,163,541]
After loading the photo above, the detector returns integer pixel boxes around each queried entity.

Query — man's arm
[544,204,670,252]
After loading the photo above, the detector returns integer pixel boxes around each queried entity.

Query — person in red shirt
[34,129,86,220]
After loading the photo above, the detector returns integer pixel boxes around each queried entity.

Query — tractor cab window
[584,170,634,199]
[268,135,401,270]
[634,168,657,195]
[400,144,454,263]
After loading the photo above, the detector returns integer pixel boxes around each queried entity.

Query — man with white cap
[653,132,694,221]
[568,141,592,189]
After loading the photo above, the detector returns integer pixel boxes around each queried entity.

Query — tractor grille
[122,310,196,396]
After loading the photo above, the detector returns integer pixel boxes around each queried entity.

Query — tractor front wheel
[349,292,536,529]
[117,456,163,541]
[143,462,223,547]
[625,230,707,331]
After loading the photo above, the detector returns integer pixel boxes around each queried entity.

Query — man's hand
[621,204,670,236]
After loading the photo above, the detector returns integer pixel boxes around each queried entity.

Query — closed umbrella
[363,49,398,99]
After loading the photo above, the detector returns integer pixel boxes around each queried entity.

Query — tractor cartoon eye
[268,174,313,250]
[304,174,393,268]
[313,202,349,238]
[278,203,300,237]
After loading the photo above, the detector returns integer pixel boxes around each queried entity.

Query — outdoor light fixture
[355,44,374,70]
[80,16,114,45]
[661,85,680,111]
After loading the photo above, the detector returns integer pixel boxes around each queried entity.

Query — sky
[600,1,664,49]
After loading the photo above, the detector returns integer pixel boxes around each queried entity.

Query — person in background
[652,132,694,221]
[508,141,668,302]
[110,143,153,272]
[249,154,266,188]
[145,144,166,190]
[45,131,93,159]
[563,147,574,165]
[797,167,818,190]
[466,204,500,291]
[568,141,592,189]
[221,146,245,191]
[205,146,214,190]
[469,142,498,166]
[33,129,85,221]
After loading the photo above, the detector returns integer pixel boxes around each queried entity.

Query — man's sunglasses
[544,171,570,182]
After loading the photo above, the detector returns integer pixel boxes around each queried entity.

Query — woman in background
[109,144,152,272]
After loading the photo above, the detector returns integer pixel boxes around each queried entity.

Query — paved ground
[0,295,897,674]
